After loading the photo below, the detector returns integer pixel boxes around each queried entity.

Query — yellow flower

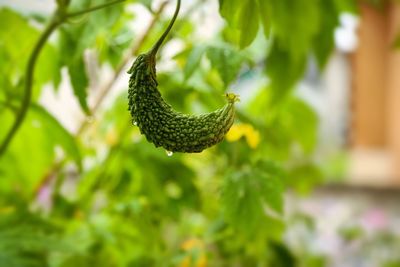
[196,255,207,267]
[179,238,207,267]
[178,255,207,267]
[244,127,260,149]
[225,124,244,142]
[226,123,260,149]
[181,238,204,251]
[105,128,118,145]
[179,257,191,267]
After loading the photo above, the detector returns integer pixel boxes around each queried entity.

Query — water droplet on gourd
[166,150,173,157]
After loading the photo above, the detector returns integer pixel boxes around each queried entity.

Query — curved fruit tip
[225,93,240,103]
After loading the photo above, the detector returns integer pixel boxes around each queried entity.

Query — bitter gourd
[127,0,238,153]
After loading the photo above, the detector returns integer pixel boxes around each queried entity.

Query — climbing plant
[0,0,365,266]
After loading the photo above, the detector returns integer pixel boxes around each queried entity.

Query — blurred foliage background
[0,0,399,266]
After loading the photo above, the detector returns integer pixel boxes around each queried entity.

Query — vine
[0,0,126,157]
[34,1,171,198]
[35,0,206,196]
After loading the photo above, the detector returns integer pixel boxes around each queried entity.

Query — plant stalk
[149,0,181,57]
[0,19,60,157]
[0,0,126,158]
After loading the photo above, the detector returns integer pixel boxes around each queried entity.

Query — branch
[0,0,127,158]
[0,19,60,157]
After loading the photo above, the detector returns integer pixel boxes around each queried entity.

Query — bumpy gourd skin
[128,53,238,153]
[127,0,238,153]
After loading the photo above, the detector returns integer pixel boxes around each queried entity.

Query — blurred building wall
[387,3,400,183]
[351,2,400,185]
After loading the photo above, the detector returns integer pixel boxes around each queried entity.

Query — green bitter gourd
[127,0,239,153]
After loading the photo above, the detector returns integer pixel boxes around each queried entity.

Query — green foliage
[57,0,129,113]
[222,161,284,235]
[219,0,260,48]
[0,103,81,197]
[385,261,400,267]
[183,45,207,81]
[206,46,247,87]
[266,42,307,101]
[0,210,67,267]
[339,225,365,241]
[268,242,297,267]
[0,0,367,266]
[30,104,82,169]
[218,0,358,99]
[178,43,250,91]
[313,0,339,69]
[0,8,61,99]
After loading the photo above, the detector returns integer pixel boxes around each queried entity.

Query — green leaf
[206,46,245,87]
[238,0,259,48]
[257,0,271,38]
[222,170,264,234]
[0,211,68,267]
[183,45,206,81]
[222,162,284,235]
[287,163,323,194]
[58,29,90,113]
[266,41,306,101]
[333,0,358,13]
[30,104,82,170]
[0,108,15,146]
[0,8,61,96]
[219,0,259,48]
[257,161,284,213]
[269,241,297,267]
[219,0,242,25]
[36,41,62,90]
[56,0,71,9]
[57,1,127,113]
[313,0,339,69]
[0,8,36,76]
[285,98,318,153]
[303,255,327,267]
[0,113,55,194]
[138,0,152,10]
[268,0,320,61]
[68,57,90,114]
[0,103,81,195]
[99,12,135,67]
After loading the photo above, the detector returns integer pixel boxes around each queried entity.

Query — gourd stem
[149,0,181,57]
